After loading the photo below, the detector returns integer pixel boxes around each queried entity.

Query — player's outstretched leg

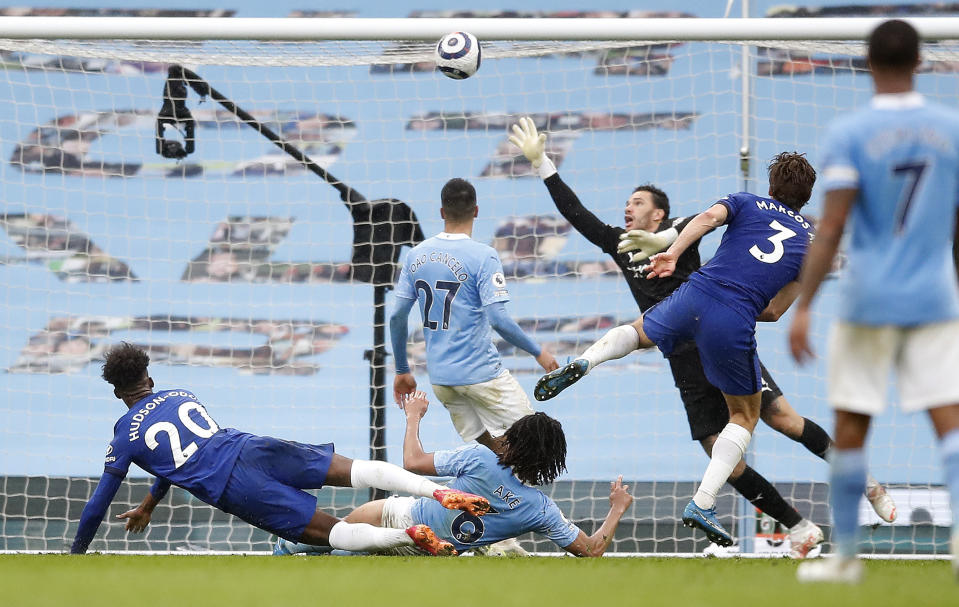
[682,500,733,547]
[406,524,457,556]
[535,325,642,401]
[534,359,589,401]
[433,487,491,516]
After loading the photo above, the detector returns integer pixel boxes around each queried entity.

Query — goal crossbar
[0,17,958,41]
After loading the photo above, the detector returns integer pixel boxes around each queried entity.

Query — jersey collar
[871,91,925,109]
[436,232,470,240]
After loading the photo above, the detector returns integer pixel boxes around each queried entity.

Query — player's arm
[757,280,802,322]
[562,476,633,558]
[486,302,557,371]
[70,469,125,554]
[646,203,728,279]
[509,117,619,252]
[115,477,171,533]
[788,188,856,363]
[389,296,418,403]
[400,390,437,475]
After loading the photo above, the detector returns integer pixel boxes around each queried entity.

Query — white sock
[327,521,412,552]
[693,423,752,510]
[579,325,640,371]
[349,459,442,498]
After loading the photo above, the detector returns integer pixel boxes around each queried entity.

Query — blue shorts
[217,435,334,541]
[643,282,761,396]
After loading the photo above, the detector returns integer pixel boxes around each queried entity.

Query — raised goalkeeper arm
[509,117,619,252]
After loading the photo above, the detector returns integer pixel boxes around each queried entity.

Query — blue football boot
[533,359,589,401]
[682,500,733,547]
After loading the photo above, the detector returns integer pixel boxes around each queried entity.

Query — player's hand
[536,349,559,372]
[393,372,417,405]
[117,507,152,533]
[645,251,677,279]
[788,307,815,365]
[508,116,547,168]
[609,476,633,512]
[400,390,430,419]
[617,229,672,264]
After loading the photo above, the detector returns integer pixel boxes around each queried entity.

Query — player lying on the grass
[532,151,819,547]
[275,390,633,557]
[509,118,895,556]
[70,343,490,556]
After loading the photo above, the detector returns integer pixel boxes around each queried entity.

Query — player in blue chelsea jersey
[275,390,633,557]
[790,20,959,583]
[536,153,817,547]
[70,343,492,555]
[391,178,558,451]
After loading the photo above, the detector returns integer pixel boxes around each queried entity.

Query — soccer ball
[434,31,482,80]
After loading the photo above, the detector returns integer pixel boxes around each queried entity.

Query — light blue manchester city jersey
[410,445,580,553]
[821,92,959,325]
[394,233,510,385]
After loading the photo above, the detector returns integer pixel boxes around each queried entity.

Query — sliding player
[510,118,894,556]
[275,391,633,557]
[790,20,959,582]
[71,343,489,556]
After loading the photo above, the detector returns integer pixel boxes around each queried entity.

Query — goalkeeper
[509,117,895,557]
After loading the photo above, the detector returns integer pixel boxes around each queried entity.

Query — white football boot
[788,519,825,559]
[865,477,897,523]
[796,557,864,584]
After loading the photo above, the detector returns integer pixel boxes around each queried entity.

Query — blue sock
[830,449,867,559]
[941,429,959,536]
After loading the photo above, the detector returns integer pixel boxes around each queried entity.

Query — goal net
[1,14,957,556]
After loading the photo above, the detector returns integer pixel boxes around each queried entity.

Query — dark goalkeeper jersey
[544,173,700,311]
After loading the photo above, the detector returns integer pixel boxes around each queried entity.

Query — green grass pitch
[2,555,955,607]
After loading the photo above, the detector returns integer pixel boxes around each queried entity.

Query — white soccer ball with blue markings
[434,31,482,80]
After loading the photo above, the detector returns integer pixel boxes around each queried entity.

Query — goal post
[0,15,957,556]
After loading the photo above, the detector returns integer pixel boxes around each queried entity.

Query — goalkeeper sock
[349,459,442,498]
[328,521,412,552]
[830,448,867,560]
[728,465,802,528]
[580,325,640,372]
[797,417,832,460]
[694,423,752,510]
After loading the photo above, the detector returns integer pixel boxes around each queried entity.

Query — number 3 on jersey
[145,402,220,468]
[415,279,461,331]
[749,220,797,264]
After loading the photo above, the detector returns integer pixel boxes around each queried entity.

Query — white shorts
[432,370,535,441]
[828,319,959,415]
[379,495,421,556]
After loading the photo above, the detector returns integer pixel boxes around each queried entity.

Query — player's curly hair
[441,178,477,222]
[767,151,816,212]
[498,412,567,486]
[868,19,920,73]
[633,183,670,218]
[101,342,150,392]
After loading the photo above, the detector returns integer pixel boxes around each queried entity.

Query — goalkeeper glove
[508,116,556,177]
[617,227,678,264]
